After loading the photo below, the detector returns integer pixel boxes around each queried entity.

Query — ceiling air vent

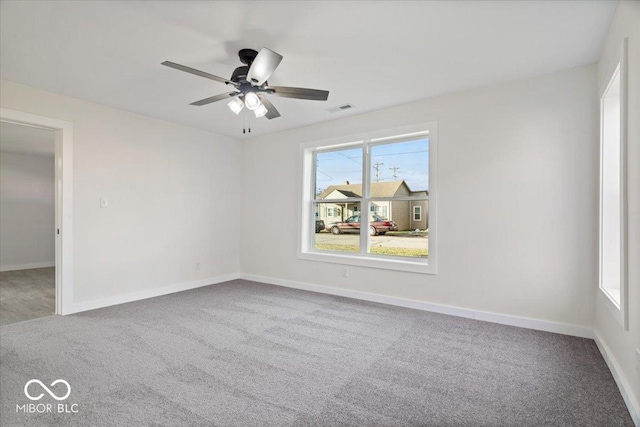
[327,104,354,113]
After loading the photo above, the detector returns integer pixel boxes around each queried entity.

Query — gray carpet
[0,267,55,326]
[0,279,633,426]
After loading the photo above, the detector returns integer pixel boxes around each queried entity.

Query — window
[413,206,422,221]
[370,204,387,218]
[599,39,628,329]
[299,123,437,274]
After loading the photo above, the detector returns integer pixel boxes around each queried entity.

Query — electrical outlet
[195,262,200,271]
[341,267,349,277]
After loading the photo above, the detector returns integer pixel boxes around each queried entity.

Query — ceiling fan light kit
[243,92,261,111]
[227,97,244,115]
[162,47,330,129]
[254,104,268,118]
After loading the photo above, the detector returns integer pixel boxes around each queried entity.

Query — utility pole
[389,166,400,180]
[373,162,384,182]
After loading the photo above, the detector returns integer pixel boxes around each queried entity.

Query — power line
[374,149,428,157]
[336,151,362,164]
[317,170,333,179]
[315,157,333,180]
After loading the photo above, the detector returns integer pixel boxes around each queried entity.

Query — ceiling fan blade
[247,48,283,86]
[161,61,233,85]
[268,86,329,101]
[190,92,239,106]
[258,95,281,120]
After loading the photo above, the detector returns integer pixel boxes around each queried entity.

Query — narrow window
[600,65,622,306]
[598,41,628,329]
[413,206,422,221]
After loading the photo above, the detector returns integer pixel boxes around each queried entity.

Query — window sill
[298,250,436,274]
[598,288,627,330]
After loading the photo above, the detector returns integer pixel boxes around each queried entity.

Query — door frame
[1,108,73,315]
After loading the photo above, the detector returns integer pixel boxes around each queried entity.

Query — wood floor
[0,267,54,326]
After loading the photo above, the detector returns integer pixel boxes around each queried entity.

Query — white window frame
[598,39,628,330]
[413,205,422,221]
[298,122,437,274]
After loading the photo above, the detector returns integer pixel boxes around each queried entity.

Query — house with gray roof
[316,180,428,231]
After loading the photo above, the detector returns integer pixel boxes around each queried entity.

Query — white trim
[0,108,74,316]
[299,122,437,274]
[594,332,640,426]
[0,262,55,272]
[66,273,240,315]
[362,141,371,255]
[413,205,422,221]
[298,251,433,274]
[598,289,625,329]
[597,38,629,330]
[239,273,593,339]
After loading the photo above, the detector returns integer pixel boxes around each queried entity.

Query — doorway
[0,122,56,324]
[0,108,73,322]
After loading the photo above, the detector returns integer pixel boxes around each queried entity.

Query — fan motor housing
[238,49,258,65]
[231,66,249,83]
[232,49,260,84]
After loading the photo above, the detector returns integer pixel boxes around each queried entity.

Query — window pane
[413,206,421,221]
[366,200,428,258]
[315,148,362,199]
[370,138,429,192]
[600,66,622,305]
[370,203,388,218]
[314,202,360,253]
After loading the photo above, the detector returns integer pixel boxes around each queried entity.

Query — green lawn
[315,243,428,258]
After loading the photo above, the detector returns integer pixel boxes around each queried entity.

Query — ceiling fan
[162,48,329,120]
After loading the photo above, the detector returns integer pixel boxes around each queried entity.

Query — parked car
[327,215,398,236]
[315,219,325,233]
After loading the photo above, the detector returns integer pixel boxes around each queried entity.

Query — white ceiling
[0,1,617,139]
[0,122,55,157]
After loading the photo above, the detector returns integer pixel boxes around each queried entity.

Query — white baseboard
[594,332,640,427]
[65,272,240,315]
[47,270,637,424]
[0,262,55,272]
[59,271,635,424]
[239,273,594,339]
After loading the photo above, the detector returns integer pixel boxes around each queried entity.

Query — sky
[316,138,429,193]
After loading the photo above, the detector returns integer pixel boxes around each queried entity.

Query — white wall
[0,29,633,418]
[0,151,55,271]
[0,80,241,308]
[595,1,640,423]
[0,63,602,332]
[241,64,598,331]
